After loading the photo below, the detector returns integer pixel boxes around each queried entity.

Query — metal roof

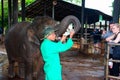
[23,0,112,24]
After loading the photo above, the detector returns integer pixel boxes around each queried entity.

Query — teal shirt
[40,38,73,80]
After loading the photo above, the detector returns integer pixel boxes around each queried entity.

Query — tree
[0,0,35,32]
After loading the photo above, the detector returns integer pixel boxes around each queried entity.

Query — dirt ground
[61,50,104,80]
[0,43,105,80]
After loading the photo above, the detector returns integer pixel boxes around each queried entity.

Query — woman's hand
[70,29,75,38]
[61,29,75,42]
[61,35,67,42]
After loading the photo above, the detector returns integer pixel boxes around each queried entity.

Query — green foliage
[0,0,8,28]
[0,0,35,33]
[63,0,82,6]
[26,0,35,6]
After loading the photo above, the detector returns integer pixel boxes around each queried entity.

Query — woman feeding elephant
[40,26,75,80]
[5,15,80,80]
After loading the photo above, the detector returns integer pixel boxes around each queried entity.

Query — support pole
[21,0,25,21]
[8,0,12,28]
[1,0,4,33]
[81,0,85,37]
[52,5,54,19]
[113,0,120,23]
[52,1,57,19]
[13,0,18,24]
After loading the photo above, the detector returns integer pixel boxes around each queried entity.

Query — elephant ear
[55,15,81,36]
[27,29,40,46]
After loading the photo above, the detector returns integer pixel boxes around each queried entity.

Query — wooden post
[1,0,4,33]
[8,0,12,28]
[113,0,120,23]
[13,0,18,24]
[21,0,25,21]
[52,1,57,19]
[81,0,85,37]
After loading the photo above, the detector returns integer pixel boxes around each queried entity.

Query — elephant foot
[33,72,37,78]
[8,63,16,78]
[18,68,25,78]
[18,73,25,78]
[25,74,32,80]
[8,73,15,78]
[8,69,15,78]
[18,63,25,78]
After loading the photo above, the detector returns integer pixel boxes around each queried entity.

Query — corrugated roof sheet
[21,0,112,24]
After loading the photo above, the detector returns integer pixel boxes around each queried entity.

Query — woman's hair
[113,23,120,28]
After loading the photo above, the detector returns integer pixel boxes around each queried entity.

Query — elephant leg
[37,68,44,80]
[35,57,44,80]
[8,60,15,78]
[25,58,33,80]
[18,61,25,78]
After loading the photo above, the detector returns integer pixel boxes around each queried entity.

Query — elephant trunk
[55,15,81,36]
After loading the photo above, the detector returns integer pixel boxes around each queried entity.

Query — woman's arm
[60,29,75,42]
[106,34,115,42]
[109,33,120,43]
[50,30,75,53]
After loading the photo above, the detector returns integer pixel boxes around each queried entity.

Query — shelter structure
[23,0,112,24]
[20,0,112,37]
[5,0,113,33]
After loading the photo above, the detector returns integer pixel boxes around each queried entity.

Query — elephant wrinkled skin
[4,15,81,80]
